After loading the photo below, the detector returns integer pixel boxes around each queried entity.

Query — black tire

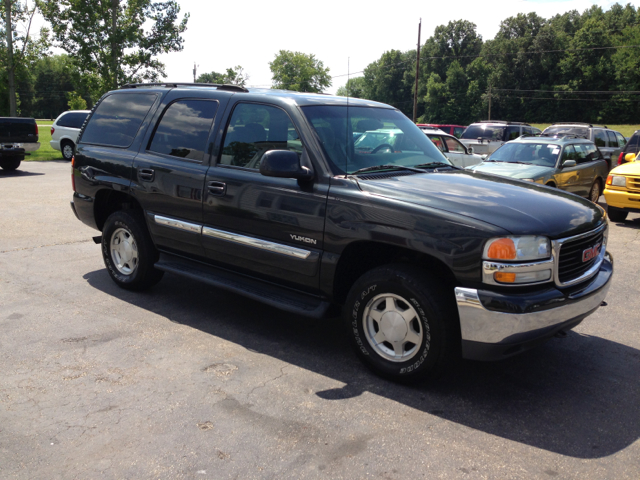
[589,179,601,203]
[343,264,459,383]
[0,157,22,171]
[607,206,628,222]
[101,210,163,290]
[61,140,75,161]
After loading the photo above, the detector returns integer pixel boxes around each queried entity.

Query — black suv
[71,84,613,382]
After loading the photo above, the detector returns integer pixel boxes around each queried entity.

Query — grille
[627,176,640,192]
[558,228,604,284]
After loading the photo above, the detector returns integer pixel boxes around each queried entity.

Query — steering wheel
[371,144,394,154]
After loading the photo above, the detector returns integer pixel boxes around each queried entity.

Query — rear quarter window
[58,112,88,129]
[80,93,157,148]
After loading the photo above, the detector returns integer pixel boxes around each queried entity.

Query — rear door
[201,101,328,292]
[132,93,225,258]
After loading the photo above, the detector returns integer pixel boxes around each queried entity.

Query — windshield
[300,106,450,175]
[487,143,560,167]
[543,126,589,138]
[461,125,506,141]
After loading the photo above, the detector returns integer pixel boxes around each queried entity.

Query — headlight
[483,236,551,261]
[606,175,626,187]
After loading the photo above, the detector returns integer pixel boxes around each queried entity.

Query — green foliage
[37,0,189,92]
[336,77,367,98]
[196,66,248,86]
[66,91,87,110]
[269,50,331,93]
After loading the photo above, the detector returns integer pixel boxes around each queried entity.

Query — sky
[30,0,640,94]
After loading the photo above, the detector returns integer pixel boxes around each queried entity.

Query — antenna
[345,57,350,177]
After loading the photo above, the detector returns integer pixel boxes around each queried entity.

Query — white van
[50,110,90,160]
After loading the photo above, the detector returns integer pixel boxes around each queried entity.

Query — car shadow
[0,168,45,177]
[83,269,640,459]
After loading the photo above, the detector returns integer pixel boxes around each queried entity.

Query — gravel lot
[1,161,639,479]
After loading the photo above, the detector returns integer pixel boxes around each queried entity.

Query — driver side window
[220,103,301,169]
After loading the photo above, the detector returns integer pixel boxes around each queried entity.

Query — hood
[356,169,604,238]
[610,161,640,176]
[469,161,554,180]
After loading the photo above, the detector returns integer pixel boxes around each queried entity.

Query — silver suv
[541,123,626,171]
[459,121,540,156]
[50,110,90,160]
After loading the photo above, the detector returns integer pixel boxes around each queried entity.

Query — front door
[201,101,329,292]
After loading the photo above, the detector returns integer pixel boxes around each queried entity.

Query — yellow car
[604,156,640,221]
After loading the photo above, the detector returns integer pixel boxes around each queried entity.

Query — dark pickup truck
[0,117,40,171]
[70,84,613,382]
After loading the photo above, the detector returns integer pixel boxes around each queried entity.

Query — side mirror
[562,159,577,168]
[467,146,474,154]
[260,150,314,181]
[625,152,636,162]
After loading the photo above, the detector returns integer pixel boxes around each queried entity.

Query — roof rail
[549,122,608,128]
[479,120,530,126]
[121,82,250,93]
[540,133,588,140]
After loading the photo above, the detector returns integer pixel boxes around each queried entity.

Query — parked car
[420,126,484,167]
[541,123,626,171]
[0,117,40,171]
[417,123,466,138]
[50,110,91,160]
[604,156,640,221]
[614,129,639,167]
[468,136,608,202]
[459,121,540,156]
[70,83,612,382]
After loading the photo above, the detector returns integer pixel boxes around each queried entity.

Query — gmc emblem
[582,243,601,262]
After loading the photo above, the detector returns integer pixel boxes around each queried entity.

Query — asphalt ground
[1,161,639,479]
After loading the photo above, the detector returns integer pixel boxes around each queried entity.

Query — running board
[155,253,331,319]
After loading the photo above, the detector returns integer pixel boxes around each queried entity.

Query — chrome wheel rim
[362,293,424,362]
[62,144,73,159]
[110,227,139,275]
[590,182,600,202]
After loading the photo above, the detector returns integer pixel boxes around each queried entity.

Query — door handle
[207,181,226,196]
[138,168,155,181]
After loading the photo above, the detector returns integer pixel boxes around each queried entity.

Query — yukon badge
[290,234,317,245]
[582,243,601,263]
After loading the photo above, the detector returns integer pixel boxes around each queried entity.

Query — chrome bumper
[455,254,613,360]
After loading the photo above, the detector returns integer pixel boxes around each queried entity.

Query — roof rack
[550,122,609,128]
[478,120,530,126]
[121,82,250,93]
[539,133,588,140]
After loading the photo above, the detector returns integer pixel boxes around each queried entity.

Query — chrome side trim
[202,226,311,260]
[482,259,554,286]
[154,215,202,234]
[454,280,611,345]
[551,223,608,287]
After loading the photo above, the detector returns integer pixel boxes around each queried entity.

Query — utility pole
[487,85,492,121]
[413,18,421,123]
[5,0,17,116]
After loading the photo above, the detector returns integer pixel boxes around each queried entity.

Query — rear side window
[615,132,626,147]
[593,130,607,147]
[582,143,602,161]
[428,135,446,152]
[626,132,640,151]
[148,100,218,162]
[453,127,465,138]
[444,137,465,153]
[506,126,520,141]
[58,112,88,129]
[81,93,157,148]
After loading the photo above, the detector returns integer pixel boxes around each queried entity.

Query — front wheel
[344,264,459,383]
[608,206,628,222]
[101,210,163,290]
[589,180,601,203]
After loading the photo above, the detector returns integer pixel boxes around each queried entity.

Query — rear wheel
[344,264,459,383]
[101,210,163,290]
[589,179,601,203]
[608,207,628,222]
[0,157,22,171]
[61,140,75,161]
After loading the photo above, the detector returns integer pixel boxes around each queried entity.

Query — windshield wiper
[349,164,426,175]
[414,162,458,170]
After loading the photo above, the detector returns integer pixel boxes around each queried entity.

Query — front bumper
[455,253,613,361]
[604,188,640,212]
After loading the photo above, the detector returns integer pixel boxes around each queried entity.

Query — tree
[66,91,86,110]
[37,0,189,93]
[196,66,248,86]
[335,77,366,98]
[269,50,331,93]
[0,0,50,115]
[362,49,415,114]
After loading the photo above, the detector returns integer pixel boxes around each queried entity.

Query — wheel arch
[332,241,457,305]
[94,189,144,232]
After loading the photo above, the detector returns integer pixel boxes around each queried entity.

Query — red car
[417,124,466,138]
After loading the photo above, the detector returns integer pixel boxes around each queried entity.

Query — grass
[25,122,65,162]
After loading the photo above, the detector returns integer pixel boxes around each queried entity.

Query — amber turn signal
[494,272,516,283]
